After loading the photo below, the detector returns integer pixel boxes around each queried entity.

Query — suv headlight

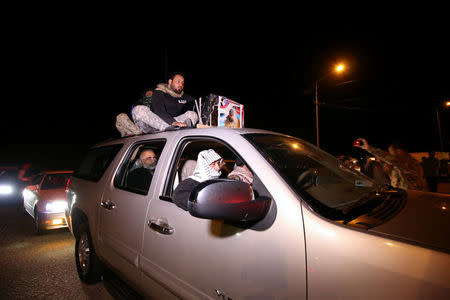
[45,201,68,213]
[0,185,14,195]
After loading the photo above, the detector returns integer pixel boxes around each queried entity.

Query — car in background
[23,170,73,234]
[0,167,21,205]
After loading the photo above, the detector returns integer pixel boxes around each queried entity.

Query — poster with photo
[218,96,244,128]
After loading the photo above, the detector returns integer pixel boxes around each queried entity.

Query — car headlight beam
[45,201,68,213]
[0,185,14,195]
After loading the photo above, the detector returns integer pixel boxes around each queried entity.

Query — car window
[114,140,166,195]
[162,137,272,206]
[73,144,123,182]
[31,174,43,186]
[164,139,234,197]
[245,134,376,219]
[40,173,72,190]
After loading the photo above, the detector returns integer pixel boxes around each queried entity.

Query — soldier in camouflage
[355,138,426,191]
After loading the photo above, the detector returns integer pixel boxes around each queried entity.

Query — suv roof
[94,127,283,148]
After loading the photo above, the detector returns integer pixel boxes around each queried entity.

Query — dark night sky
[2,27,450,170]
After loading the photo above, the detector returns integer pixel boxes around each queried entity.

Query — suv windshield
[245,134,378,220]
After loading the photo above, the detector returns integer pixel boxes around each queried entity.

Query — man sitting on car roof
[132,72,198,133]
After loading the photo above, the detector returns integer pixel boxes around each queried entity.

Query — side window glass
[31,174,43,186]
[114,140,165,195]
[163,138,269,210]
[74,144,123,182]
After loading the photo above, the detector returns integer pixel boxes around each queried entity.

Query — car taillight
[65,177,71,201]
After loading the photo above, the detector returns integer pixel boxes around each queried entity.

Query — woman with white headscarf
[173,149,225,210]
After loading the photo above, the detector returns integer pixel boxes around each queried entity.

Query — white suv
[66,127,450,299]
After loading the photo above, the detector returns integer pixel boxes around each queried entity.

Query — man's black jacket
[150,84,195,125]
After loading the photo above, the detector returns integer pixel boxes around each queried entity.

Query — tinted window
[74,144,123,182]
[40,173,72,190]
[114,141,165,195]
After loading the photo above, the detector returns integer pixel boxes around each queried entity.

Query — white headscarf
[189,149,222,182]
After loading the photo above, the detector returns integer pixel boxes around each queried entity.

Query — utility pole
[436,108,444,152]
[315,80,319,148]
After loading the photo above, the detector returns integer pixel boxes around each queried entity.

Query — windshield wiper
[341,184,404,224]
[341,189,383,224]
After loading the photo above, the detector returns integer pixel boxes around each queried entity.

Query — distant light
[0,185,13,195]
[369,157,376,161]
[445,101,450,107]
[336,64,345,72]
[442,206,447,210]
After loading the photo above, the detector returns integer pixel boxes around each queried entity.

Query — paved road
[0,201,120,300]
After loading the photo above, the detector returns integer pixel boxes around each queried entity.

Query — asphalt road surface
[0,201,140,299]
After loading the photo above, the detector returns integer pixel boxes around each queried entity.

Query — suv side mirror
[188,179,272,222]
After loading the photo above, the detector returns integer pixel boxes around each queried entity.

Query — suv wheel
[75,223,103,283]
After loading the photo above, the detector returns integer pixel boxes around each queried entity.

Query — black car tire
[34,210,44,235]
[75,222,103,284]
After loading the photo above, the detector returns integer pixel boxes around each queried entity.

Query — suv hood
[369,190,450,252]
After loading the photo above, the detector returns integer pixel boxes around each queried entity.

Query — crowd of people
[352,138,442,192]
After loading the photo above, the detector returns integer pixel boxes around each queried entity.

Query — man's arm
[355,138,396,166]
[365,145,397,166]
[150,91,177,125]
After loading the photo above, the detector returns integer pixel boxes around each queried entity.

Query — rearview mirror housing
[188,179,272,222]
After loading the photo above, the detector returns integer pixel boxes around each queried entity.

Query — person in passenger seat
[227,158,255,199]
[173,149,225,210]
[227,158,253,185]
[130,149,158,174]
[127,150,158,191]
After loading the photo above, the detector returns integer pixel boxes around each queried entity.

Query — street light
[336,64,345,72]
[314,63,346,148]
[436,100,450,151]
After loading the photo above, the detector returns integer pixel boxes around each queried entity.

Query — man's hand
[355,138,369,150]
[172,121,187,127]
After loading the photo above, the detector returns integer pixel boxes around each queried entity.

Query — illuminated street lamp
[336,64,345,72]
[436,100,450,151]
[314,63,346,148]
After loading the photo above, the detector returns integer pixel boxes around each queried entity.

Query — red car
[23,170,73,234]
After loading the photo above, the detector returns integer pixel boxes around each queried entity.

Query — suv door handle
[100,200,116,210]
[148,218,174,235]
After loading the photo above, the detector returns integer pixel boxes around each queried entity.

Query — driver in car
[173,149,225,210]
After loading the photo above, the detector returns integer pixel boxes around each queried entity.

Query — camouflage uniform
[366,146,426,191]
[115,113,142,137]
[132,105,198,132]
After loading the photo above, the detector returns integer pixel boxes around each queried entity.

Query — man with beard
[127,149,158,191]
[132,72,198,132]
